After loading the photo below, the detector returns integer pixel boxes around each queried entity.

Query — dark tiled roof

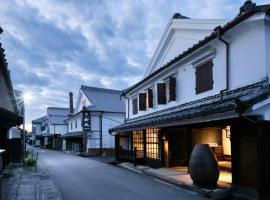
[172,13,190,19]
[41,133,53,137]
[61,132,82,138]
[122,2,270,96]
[110,81,270,133]
[81,85,125,113]
[32,116,47,123]
[47,107,69,125]
[0,29,19,115]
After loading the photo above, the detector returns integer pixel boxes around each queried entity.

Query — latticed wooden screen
[146,128,160,159]
[132,130,144,158]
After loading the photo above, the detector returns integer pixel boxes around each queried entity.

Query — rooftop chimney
[69,92,74,115]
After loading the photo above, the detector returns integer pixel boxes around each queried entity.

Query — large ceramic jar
[189,144,220,188]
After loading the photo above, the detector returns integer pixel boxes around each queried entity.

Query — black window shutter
[157,83,166,104]
[195,60,213,94]
[139,93,146,111]
[132,98,138,115]
[169,77,176,102]
[147,89,153,108]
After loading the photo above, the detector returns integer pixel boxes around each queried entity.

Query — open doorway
[191,127,232,185]
[165,126,232,187]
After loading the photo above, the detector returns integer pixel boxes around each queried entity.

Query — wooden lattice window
[146,128,160,160]
[169,76,176,102]
[195,60,214,94]
[147,89,153,109]
[139,93,146,111]
[133,130,144,158]
[157,83,166,104]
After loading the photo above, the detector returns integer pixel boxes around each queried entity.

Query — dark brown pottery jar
[189,144,220,188]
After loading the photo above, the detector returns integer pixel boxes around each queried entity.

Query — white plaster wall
[49,124,67,135]
[146,19,227,76]
[265,18,270,83]
[91,115,100,131]
[75,90,92,113]
[228,16,267,89]
[102,113,125,148]
[87,112,125,149]
[127,14,268,120]
[67,113,82,133]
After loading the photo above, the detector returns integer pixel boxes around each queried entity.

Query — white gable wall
[75,89,92,113]
[145,19,227,76]
[127,14,268,120]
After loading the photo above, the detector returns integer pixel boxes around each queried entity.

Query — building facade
[0,27,23,167]
[32,116,47,146]
[41,107,69,149]
[110,2,270,199]
[62,86,125,156]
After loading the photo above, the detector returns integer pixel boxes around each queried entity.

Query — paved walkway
[1,162,62,200]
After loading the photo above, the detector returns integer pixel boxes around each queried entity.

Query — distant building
[62,86,125,156]
[40,107,69,149]
[32,116,47,146]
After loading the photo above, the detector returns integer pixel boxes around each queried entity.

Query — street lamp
[21,91,34,163]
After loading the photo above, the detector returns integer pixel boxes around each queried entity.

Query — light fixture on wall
[225,126,231,139]
[162,134,167,141]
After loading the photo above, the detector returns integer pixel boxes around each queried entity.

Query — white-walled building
[41,107,69,149]
[110,1,270,198]
[62,86,125,155]
[32,116,47,146]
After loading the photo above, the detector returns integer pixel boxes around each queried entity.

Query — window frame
[195,59,214,95]
[132,97,138,115]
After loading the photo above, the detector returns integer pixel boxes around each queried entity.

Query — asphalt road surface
[36,149,205,200]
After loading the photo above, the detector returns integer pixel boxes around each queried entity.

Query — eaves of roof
[122,3,270,96]
[111,80,270,133]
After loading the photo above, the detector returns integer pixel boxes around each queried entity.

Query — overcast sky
[0,0,268,131]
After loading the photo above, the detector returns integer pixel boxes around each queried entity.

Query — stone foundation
[87,148,115,156]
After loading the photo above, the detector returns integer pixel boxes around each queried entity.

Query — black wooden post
[143,129,146,163]
[134,147,137,167]
[115,134,119,163]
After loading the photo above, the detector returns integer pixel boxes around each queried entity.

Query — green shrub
[25,155,36,166]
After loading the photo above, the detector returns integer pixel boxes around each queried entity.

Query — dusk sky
[0,0,268,131]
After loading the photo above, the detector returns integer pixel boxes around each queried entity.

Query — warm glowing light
[22,91,34,104]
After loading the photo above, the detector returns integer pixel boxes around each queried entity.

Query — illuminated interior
[192,126,232,185]
[132,130,144,158]
[146,128,160,159]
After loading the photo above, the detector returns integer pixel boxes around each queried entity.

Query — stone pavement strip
[1,163,63,200]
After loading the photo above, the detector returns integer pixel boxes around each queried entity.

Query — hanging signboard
[82,108,91,131]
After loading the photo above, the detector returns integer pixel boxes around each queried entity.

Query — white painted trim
[191,48,216,67]
[252,97,270,111]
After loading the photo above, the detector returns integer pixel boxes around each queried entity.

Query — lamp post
[22,106,25,164]
[21,91,33,164]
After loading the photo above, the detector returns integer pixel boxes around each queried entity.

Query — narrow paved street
[36,149,204,200]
